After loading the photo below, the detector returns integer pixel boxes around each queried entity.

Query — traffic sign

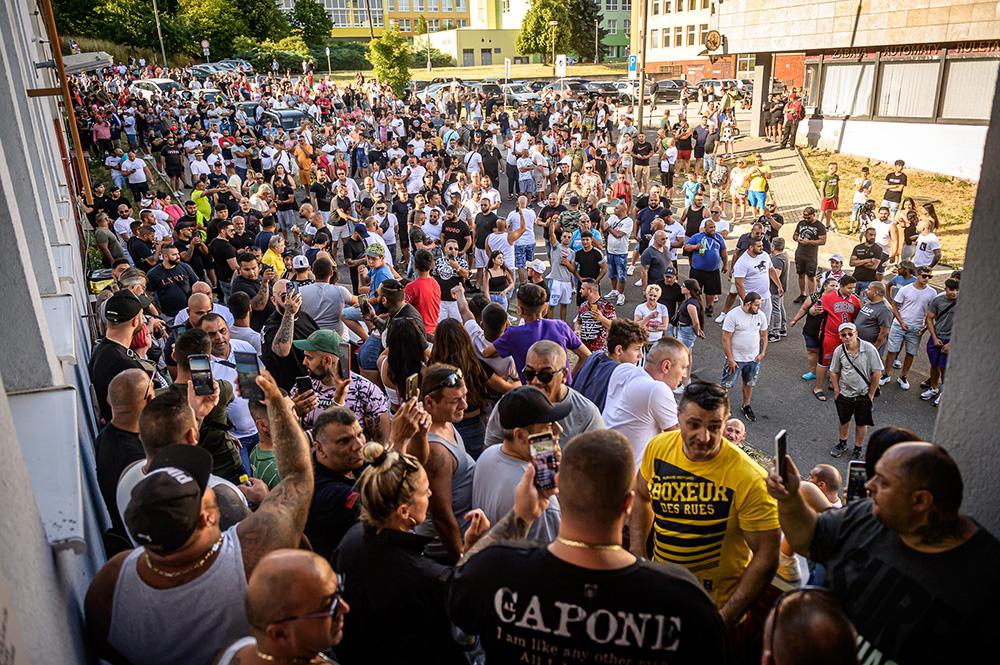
[555,54,567,78]
[200,39,209,49]
[628,54,638,80]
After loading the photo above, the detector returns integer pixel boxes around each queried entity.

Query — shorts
[803,333,821,350]
[474,247,490,269]
[689,268,722,296]
[676,324,697,349]
[770,116,784,127]
[794,255,818,276]
[927,338,949,369]
[328,223,352,241]
[721,359,761,388]
[607,253,628,281]
[694,148,706,159]
[835,394,874,427]
[519,177,537,194]
[166,166,183,177]
[514,244,535,269]
[549,280,574,306]
[887,321,921,356]
[820,336,841,367]
[676,149,692,162]
[820,197,839,212]
[747,190,767,209]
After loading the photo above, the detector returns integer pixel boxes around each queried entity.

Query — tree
[290,0,333,46]
[568,0,604,63]
[367,29,411,96]
[415,15,431,71]
[516,0,571,64]
[239,0,291,42]
[178,0,248,57]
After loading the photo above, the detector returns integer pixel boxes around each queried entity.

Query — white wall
[797,117,987,181]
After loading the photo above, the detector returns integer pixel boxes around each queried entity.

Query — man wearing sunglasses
[881,268,937,391]
[828,322,884,460]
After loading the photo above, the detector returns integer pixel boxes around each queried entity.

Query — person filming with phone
[767,442,999,663]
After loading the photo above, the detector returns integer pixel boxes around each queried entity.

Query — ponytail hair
[683,278,706,328]
[357,441,423,529]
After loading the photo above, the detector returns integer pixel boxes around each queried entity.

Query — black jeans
[780,119,800,148]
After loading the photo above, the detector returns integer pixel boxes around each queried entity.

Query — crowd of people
[76,60,994,665]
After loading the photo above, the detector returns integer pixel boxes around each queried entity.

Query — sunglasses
[839,331,855,338]
[271,573,346,624]
[918,274,931,279]
[424,369,463,395]
[522,367,565,384]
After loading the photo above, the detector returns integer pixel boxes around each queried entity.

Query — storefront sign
[808,40,1000,62]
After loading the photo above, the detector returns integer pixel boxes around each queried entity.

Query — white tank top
[215,637,256,665]
[108,526,250,665]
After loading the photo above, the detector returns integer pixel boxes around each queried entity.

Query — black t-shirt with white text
[793,219,826,261]
[883,171,907,204]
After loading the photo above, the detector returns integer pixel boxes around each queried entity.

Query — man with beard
[146,244,199,320]
[260,280,318,392]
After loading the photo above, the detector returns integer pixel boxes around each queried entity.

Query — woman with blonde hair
[634,284,670,344]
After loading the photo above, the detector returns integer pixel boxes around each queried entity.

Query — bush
[410,47,456,68]
[233,34,315,72]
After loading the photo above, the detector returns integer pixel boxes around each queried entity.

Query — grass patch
[800,148,975,267]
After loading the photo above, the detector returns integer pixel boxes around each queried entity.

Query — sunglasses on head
[424,369,463,395]
[523,367,565,384]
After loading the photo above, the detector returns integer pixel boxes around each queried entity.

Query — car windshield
[505,85,530,93]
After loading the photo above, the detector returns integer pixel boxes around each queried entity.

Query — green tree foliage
[310,41,373,72]
[234,35,315,71]
[516,0,571,64]
[290,0,334,45]
[53,0,100,36]
[367,29,411,96]
[240,0,291,42]
[178,0,248,57]
[409,48,455,68]
[567,0,605,63]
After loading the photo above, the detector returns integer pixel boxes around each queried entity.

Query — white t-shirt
[211,339,260,439]
[733,250,773,299]
[515,156,535,182]
[464,319,517,379]
[422,220,443,242]
[872,219,893,254]
[913,232,940,267]
[605,215,633,256]
[634,301,669,342]
[664,221,686,261]
[114,216,136,240]
[602,362,678,468]
[487,232,516,270]
[121,158,148,184]
[405,165,426,194]
[853,177,872,205]
[507,208,538,248]
[722,306,769,362]
[701,217,731,238]
[894,283,937,327]
[464,151,483,175]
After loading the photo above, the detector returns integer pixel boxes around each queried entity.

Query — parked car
[584,81,620,97]
[234,101,259,127]
[259,109,309,132]
[190,64,218,81]
[518,80,549,93]
[612,80,656,104]
[480,82,503,97]
[128,78,183,102]
[179,88,230,105]
[417,82,447,103]
[501,83,540,104]
[541,80,591,99]
[654,78,686,102]
[219,58,254,72]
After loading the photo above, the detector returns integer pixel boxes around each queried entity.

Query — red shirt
[821,290,861,339]
[403,276,441,335]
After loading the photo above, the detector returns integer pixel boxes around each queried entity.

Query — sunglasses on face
[839,331,855,338]
[270,573,346,624]
[523,367,565,384]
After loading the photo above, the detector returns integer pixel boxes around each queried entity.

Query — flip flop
[813,390,827,402]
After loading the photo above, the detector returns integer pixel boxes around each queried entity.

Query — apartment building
[277,0,469,38]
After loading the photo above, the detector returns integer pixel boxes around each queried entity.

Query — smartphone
[774,429,788,482]
[358,295,372,315]
[295,375,312,395]
[188,354,215,397]
[405,372,420,400]
[529,432,558,491]
[234,351,264,402]
[337,342,351,380]
[846,460,868,504]
[172,321,189,337]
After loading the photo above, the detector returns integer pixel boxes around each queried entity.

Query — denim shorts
[608,253,628,281]
[887,321,921,356]
[519,177,537,194]
[747,190,767,209]
[720,359,761,388]
[514,244,535,269]
[676,324,697,349]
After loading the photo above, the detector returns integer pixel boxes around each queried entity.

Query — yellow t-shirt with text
[640,430,779,607]
[261,249,286,278]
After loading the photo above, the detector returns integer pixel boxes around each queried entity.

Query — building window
[428,0,438,10]
[443,0,453,8]
[688,0,696,9]
[940,59,1000,121]
[821,63,875,116]
[607,19,618,34]
[607,0,619,10]
[650,30,659,49]
[875,61,938,119]
[699,23,708,45]
[456,0,466,10]
[674,26,683,46]
[624,19,630,34]
[414,0,424,10]
[676,0,683,12]
[623,0,631,10]
[652,0,659,14]
[662,28,669,46]
[686,25,695,46]
[457,18,467,26]
[398,0,409,10]
[399,18,412,32]
[428,18,440,30]
[701,0,709,7]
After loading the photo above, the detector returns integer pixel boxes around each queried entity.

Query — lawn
[409,62,627,82]
[800,148,976,267]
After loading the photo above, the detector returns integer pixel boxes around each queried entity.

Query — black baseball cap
[105,290,152,323]
[497,386,572,429]
[124,445,213,553]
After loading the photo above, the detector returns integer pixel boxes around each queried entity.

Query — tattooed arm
[238,370,314,574]
[270,290,301,358]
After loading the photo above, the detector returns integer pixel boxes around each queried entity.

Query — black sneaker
[851,447,864,461]
[742,404,756,422]
[705,305,714,316]
[830,441,848,458]
[793,295,806,304]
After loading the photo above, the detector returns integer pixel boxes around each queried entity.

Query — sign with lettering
[810,40,1000,62]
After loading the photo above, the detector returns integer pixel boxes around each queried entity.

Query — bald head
[883,442,964,516]
[646,336,688,367]
[527,340,567,367]
[191,281,213,297]
[764,590,857,665]
[108,368,152,420]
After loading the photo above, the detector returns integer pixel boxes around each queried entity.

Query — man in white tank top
[85,372,317,665]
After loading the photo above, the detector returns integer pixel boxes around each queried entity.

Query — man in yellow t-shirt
[630,380,780,629]
[745,153,772,218]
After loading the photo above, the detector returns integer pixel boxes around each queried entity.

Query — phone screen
[295,376,313,395]
[337,343,351,380]
[774,429,788,482]
[234,351,264,402]
[188,354,215,396]
[405,372,420,400]
[846,460,868,504]
[529,433,557,491]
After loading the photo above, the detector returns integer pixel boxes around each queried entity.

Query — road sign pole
[326,46,331,73]
[636,0,649,132]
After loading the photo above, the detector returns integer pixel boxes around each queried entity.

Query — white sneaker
[626,265,636,276]
[893,359,903,369]
[879,375,891,386]
[933,393,941,407]
[897,376,910,390]
[604,289,619,300]
[920,388,939,401]
[715,311,726,324]
[634,278,643,287]
[616,293,626,306]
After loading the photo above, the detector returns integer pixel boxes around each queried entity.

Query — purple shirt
[492,319,583,382]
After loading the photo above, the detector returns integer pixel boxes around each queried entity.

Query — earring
[407,516,417,527]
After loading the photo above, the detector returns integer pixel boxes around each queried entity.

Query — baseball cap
[354,223,369,238]
[292,329,343,355]
[830,254,844,263]
[528,259,546,274]
[664,266,678,276]
[365,243,385,258]
[105,290,152,324]
[838,322,857,333]
[291,255,309,270]
[124,445,212,553]
[497,386,573,429]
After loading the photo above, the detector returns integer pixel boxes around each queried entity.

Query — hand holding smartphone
[846,460,868,504]
[774,429,788,483]
[529,432,558,491]
[405,372,420,400]
[337,343,352,380]
[188,354,215,397]
[234,351,264,402]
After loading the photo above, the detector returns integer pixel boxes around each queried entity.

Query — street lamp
[549,20,559,78]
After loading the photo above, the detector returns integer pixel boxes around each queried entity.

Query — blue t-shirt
[636,205,667,244]
[368,264,394,298]
[570,229,603,252]
[492,319,583,383]
[889,275,916,299]
[683,180,704,207]
[687,232,726,272]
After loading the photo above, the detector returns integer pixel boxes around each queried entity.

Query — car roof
[139,78,176,84]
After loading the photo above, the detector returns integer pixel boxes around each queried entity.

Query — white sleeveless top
[108,525,250,665]
[215,637,256,665]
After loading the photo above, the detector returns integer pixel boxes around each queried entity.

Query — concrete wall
[933,74,1000,534]
[797,116,988,180]
[720,0,1000,54]
[416,28,521,65]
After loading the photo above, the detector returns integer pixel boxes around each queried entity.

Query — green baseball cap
[292,329,343,355]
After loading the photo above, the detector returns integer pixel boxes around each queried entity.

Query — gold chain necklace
[143,536,223,579]
[556,536,623,551]
[255,651,333,664]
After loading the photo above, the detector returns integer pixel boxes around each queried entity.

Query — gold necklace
[556,536,623,551]
[255,651,333,664]
[143,536,223,579]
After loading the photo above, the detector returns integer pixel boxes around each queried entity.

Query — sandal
[813,390,827,402]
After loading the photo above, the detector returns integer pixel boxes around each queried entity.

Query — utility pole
[636,0,649,132]
[363,0,376,40]
[326,45,332,73]
[151,0,168,68]
[594,19,599,64]
[549,20,558,77]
